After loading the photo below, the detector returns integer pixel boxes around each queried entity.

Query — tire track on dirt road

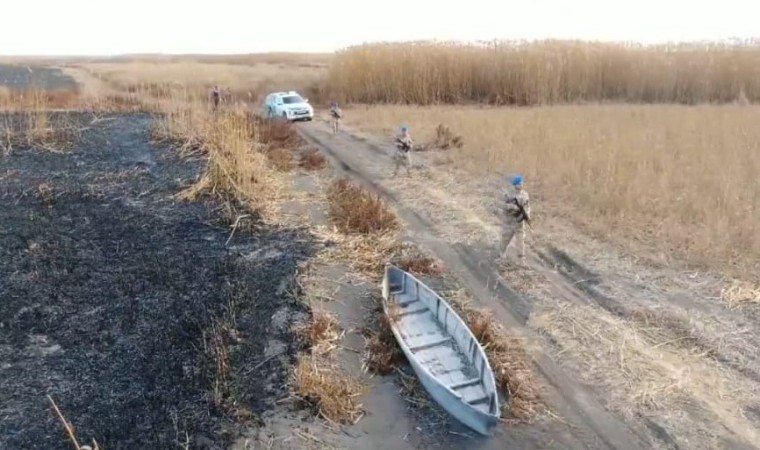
[296,121,653,450]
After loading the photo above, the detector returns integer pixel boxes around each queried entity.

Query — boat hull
[382,264,500,436]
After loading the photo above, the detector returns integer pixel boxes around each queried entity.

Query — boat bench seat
[392,292,419,307]
[407,333,452,352]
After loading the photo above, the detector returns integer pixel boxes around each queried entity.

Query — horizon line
[2,36,760,58]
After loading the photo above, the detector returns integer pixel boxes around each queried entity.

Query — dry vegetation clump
[362,310,405,375]
[428,124,463,151]
[299,147,327,171]
[720,280,760,310]
[197,111,282,212]
[156,102,285,218]
[321,179,442,279]
[329,40,760,105]
[326,178,399,234]
[291,279,362,425]
[295,307,342,355]
[391,244,444,276]
[261,145,294,172]
[245,115,304,172]
[629,307,715,357]
[449,296,544,423]
[324,231,402,277]
[293,354,364,424]
[253,115,302,149]
[0,87,81,110]
[202,318,235,412]
[1,109,86,155]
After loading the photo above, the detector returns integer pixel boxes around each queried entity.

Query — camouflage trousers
[500,220,526,259]
[392,150,412,176]
[330,116,341,133]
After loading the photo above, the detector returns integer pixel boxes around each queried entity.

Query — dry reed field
[5,39,760,448]
[328,40,760,105]
[341,103,760,277]
[77,58,327,102]
[325,41,760,277]
[306,40,760,449]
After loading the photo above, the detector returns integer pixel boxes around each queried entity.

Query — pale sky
[2,0,758,55]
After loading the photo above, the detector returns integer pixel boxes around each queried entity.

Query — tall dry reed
[327,40,760,105]
[83,60,327,104]
[149,88,285,217]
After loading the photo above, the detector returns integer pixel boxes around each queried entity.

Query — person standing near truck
[329,101,343,133]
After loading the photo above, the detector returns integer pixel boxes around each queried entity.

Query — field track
[296,122,655,449]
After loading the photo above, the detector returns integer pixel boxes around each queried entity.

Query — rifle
[509,197,532,227]
[395,137,412,152]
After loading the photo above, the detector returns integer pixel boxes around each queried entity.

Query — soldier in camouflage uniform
[499,174,531,264]
[211,85,221,110]
[329,101,343,134]
[393,125,413,177]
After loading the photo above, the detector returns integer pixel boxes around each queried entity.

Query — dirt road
[295,116,760,450]
[295,121,650,449]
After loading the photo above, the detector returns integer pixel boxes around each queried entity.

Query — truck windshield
[282,95,304,104]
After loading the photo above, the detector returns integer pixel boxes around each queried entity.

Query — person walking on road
[392,125,414,177]
[498,174,531,265]
[329,101,343,134]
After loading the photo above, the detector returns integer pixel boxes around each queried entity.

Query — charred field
[0,111,319,449]
[0,63,77,92]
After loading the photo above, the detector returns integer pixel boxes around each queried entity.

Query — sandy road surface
[237,151,604,449]
[295,116,760,450]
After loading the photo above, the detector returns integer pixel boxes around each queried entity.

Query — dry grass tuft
[1,93,86,153]
[721,280,760,310]
[0,87,81,110]
[428,124,463,151]
[450,298,544,422]
[320,230,402,278]
[262,145,294,172]
[250,116,304,172]
[296,308,342,355]
[391,245,444,276]
[202,318,234,412]
[299,147,327,171]
[326,178,399,234]
[254,116,302,149]
[362,311,405,375]
[293,354,364,424]
[158,103,285,219]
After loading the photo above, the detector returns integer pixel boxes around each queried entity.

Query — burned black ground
[0,113,318,449]
[0,63,77,91]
